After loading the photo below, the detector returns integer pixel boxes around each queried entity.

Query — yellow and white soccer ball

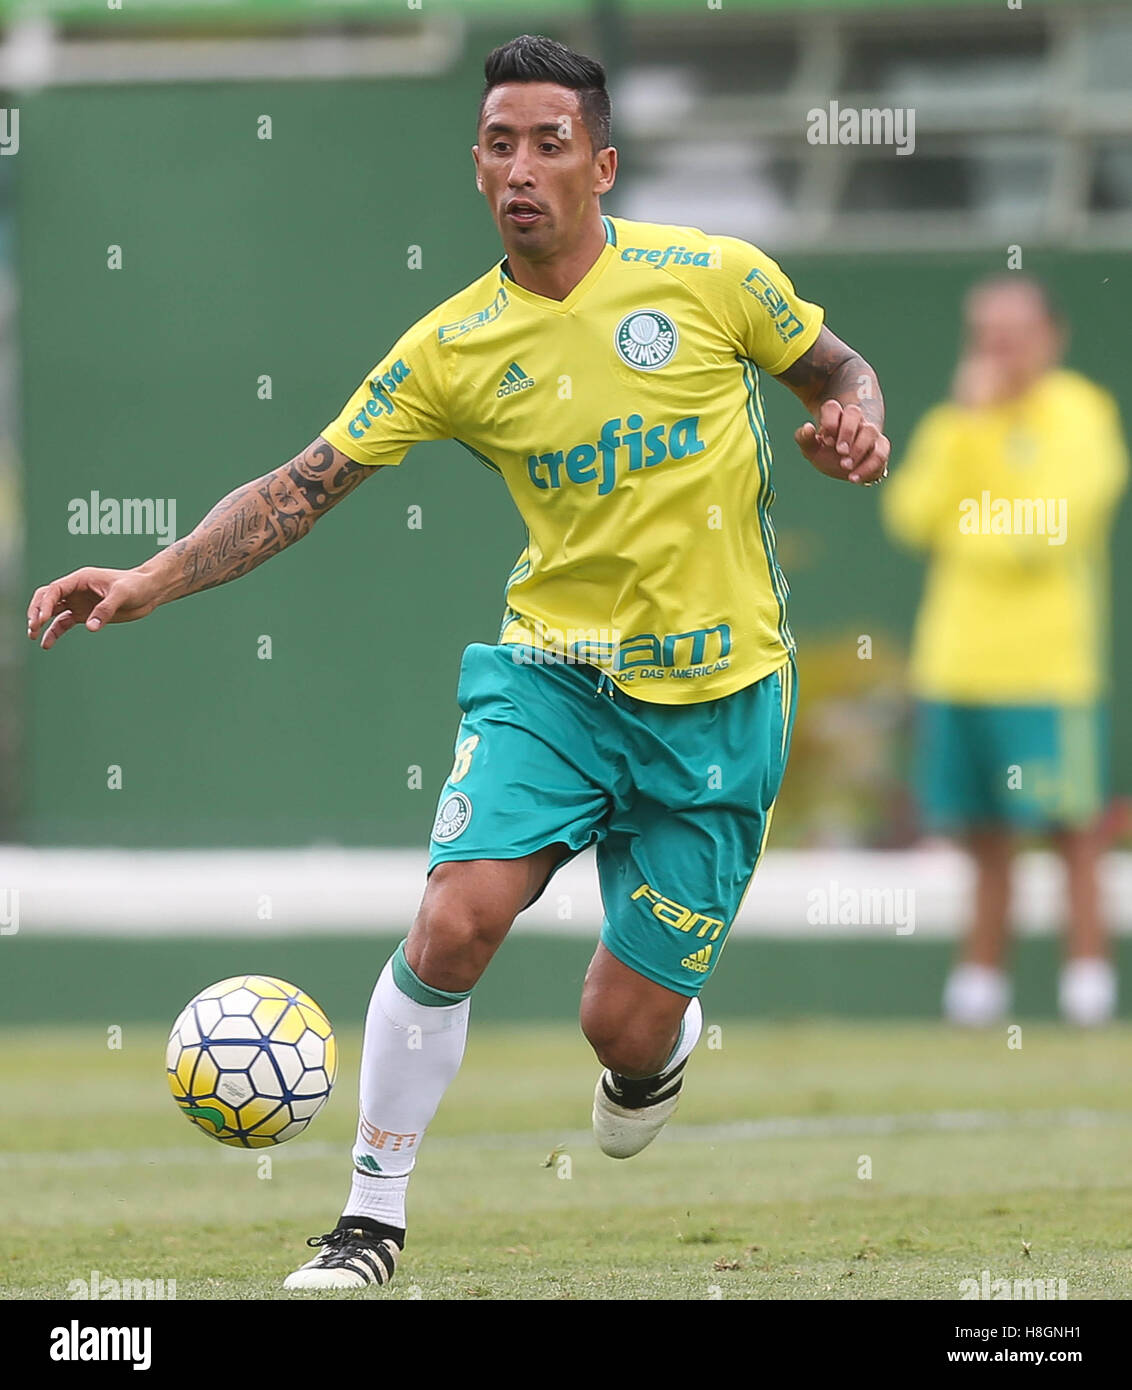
[166,975,338,1148]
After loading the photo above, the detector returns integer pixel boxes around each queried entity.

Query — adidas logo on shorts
[681,945,713,974]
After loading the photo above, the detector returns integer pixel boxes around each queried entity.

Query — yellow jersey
[321,215,823,704]
[883,369,1128,703]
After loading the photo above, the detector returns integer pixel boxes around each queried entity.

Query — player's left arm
[773,325,890,485]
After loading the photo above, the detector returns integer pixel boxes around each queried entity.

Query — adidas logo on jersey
[681,945,713,974]
[497,361,535,397]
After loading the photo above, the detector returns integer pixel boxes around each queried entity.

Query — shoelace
[305,1227,366,1251]
[302,1225,397,1285]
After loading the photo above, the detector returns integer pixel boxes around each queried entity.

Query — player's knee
[594,1036,669,1079]
[580,1006,668,1079]
[409,866,515,987]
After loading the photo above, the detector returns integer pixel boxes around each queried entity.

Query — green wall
[18,73,1132,847]
[6,934,1132,1023]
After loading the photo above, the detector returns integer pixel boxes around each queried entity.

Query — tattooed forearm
[140,439,378,604]
[823,354,884,430]
[166,479,298,596]
[775,325,885,430]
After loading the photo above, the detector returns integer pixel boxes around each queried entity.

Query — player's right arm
[27,437,373,650]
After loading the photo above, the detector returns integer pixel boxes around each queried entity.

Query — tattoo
[163,440,378,600]
[285,437,371,513]
[775,325,885,431]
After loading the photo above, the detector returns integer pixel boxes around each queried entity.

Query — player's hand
[795,400,890,485]
[27,567,162,650]
[951,353,1010,410]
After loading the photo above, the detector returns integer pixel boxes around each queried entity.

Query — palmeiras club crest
[615,309,679,371]
[432,791,472,842]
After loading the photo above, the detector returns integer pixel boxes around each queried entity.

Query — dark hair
[967,273,1065,332]
[480,34,611,154]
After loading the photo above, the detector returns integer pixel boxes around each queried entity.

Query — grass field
[2,1020,1131,1301]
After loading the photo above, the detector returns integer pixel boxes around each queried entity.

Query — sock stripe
[391,939,472,1007]
[352,1165,402,1181]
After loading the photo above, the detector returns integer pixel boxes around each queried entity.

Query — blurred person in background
[883,274,1128,1027]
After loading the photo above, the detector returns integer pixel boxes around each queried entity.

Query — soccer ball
[166,975,338,1148]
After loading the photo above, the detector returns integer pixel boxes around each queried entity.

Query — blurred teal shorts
[427,642,797,997]
[916,700,1107,832]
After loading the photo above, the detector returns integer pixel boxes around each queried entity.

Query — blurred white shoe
[943,963,1011,1026]
[592,1065,685,1158]
[1058,958,1116,1027]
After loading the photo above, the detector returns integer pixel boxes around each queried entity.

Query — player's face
[963,285,1062,393]
[473,83,614,261]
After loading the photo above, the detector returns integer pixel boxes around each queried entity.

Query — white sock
[342,945,470,1233]
[659,997,703,1075]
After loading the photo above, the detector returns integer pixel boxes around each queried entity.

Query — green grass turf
[2,1021,1131,1300]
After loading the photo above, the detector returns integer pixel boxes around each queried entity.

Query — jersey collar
[498,215,617,314]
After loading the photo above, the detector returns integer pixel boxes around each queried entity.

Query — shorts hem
[427,830,596,871]
[599,927,703,999]
[428,834,599,910]
[922,807,1102,834]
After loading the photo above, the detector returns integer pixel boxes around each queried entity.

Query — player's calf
[581,943,706,1158]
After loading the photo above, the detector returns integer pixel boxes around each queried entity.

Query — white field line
[1,1107,1129,1171]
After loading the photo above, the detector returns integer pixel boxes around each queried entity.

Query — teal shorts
[916,700,1107,831]
[427,643,797,997]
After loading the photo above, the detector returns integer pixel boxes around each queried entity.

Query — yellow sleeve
[882,404,964,551]
[321,314,450,466]
[1059,389,1129,551]
[712,236,824,374]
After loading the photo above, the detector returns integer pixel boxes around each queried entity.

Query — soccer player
[883,274,1127,1027]
[27,36,889,1289]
